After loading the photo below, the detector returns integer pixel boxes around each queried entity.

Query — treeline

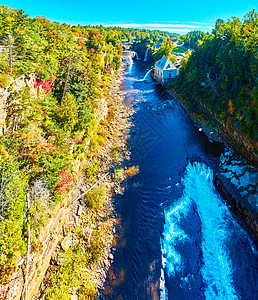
[95,26,179,44]
[179,30,206,49]
[173,10,258,155]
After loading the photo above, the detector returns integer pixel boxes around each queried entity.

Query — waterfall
[128,56,133,65]
[121,55,133,66]
[144,48,150,62]
[138,69,153,81]
[134,51,140,60]
[161,162,238,300]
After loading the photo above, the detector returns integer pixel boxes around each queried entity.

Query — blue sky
[3,1,257,34]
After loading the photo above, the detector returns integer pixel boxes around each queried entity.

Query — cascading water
[161,162,250,300]
[128,55,133,65]
[138,68,153,81]
[134,51,140,60]
[121,55,133,66]
[144,48,150,61]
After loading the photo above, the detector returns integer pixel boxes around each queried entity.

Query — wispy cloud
[140,23,201,28]
[102,23,201,29]
[190,21,209,25]
[206,26,214,29]
[153,28,196,34]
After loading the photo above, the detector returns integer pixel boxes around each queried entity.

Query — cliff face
[0,74,37,134]
[170,89,258,165]
[4,187,77,299]
[214,171,258,243]
[223,126,257,164]
[168,90,258,244]
[216,149,258,243]
[0,70,133,299]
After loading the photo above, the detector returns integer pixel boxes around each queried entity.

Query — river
[101,61,258,299]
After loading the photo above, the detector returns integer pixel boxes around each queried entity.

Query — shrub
[89,230,103,263]
[84,185,106,209]
[86,158,100,183]
[0,74,11,87]
[112,143,119,158]
[115,167,123,181]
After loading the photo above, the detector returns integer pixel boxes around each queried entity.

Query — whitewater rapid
[161,162,239,299]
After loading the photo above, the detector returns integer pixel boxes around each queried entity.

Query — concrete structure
[154,57,177,85]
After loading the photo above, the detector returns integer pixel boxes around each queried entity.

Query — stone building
[154,56,177,85]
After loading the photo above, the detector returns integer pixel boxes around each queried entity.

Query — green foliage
[154,39,175,62]
[180,30,206,49]
[84,185,106,210]
[111,54,121,70]
[112,143,119,158]
[58,93,78,132]
[44,245,96,299]
[88,230,103,263]
[0,146,27,283]
[115,167,123,181]
[180,50,191,71]
[0,73,11,86]
[86,158,100,183]
[174,10,258,145]
[173,46,187,53]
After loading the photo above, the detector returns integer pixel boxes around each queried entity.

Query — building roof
[155,56,176,71]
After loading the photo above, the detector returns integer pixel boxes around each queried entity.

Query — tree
[58,93,78,132]
[154,39,175,62]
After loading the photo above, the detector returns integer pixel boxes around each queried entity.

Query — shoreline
[166,87,258,244]
[167,89,224,144]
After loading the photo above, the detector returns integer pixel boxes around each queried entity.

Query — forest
[179,30,206,49]
[0,4,122,284]
[172,10,258,158]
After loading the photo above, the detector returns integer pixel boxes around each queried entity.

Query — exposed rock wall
[213,173,258,244]
[4,188,77,299]
[0,74,37,134]
[167,90,258,244]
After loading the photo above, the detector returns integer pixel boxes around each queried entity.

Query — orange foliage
[228,99,235,115]
[124,166,139,178]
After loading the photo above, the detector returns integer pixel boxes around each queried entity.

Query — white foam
[162,194,192,276]
[161,162,238,299]
[188,163,237,299]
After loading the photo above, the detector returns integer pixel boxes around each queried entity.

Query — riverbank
[36,69,134,299]
[167,89,224,144]
[167,88,258,244]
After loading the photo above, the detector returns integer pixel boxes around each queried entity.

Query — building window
[169,73,171,78]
